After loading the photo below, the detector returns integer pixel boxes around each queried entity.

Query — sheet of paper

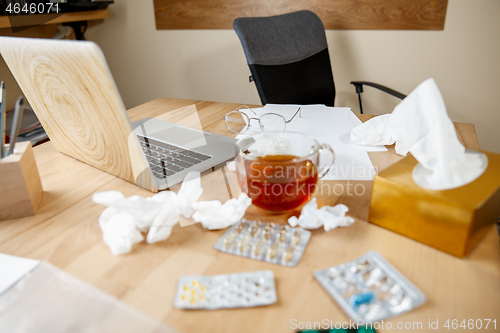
[244,104,387,152]
[0,253,40,295]
[235,104,382,180]
[348,110,363,127]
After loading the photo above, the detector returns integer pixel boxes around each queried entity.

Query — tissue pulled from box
[390,78,487,190]
[351,78,487,190]
[350,114,409,156]
[192,193,252,230]
[288,198,355,231]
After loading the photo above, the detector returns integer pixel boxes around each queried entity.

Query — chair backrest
[233,10,336,106]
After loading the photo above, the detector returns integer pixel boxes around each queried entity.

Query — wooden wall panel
[153,0,448,30]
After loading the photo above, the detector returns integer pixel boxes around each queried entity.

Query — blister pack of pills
[314,251,426,322]
[213,219,311,267]
[174,270,277,310]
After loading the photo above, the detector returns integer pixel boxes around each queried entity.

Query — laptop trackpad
[133,118,209,148]
[150,126,208,148]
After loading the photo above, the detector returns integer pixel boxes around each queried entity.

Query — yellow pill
[192,280,199,287]
[183,285,188,291]
[181,295,186,300]
[200,284,206,291]
[190,298,196,304]
[199,294,204,300]
[191,290,196,296]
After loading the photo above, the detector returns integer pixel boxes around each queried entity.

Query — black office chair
[233,10,406,114]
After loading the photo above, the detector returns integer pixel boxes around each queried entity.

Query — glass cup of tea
[235,132,335,213]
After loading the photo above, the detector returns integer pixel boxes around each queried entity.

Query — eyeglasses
[223,105,302,134]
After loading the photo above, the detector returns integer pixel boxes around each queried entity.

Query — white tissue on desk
[93,171,254,254]
[99,209,144,255]
[94,191,179,255]
[92,172,201,255]
[350,78,487,190]
[175,171,203,218]
[192,193,252,230]
[287,198,355,231]
[93,191,165,232]
[147,193,179,244]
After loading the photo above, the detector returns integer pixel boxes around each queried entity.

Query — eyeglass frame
[223,105,302,134]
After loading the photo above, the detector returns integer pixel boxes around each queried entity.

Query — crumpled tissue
[175,171,203,218]
[288,198,355,232]
[93,190,179,255]
[93,171,254,255]
[192,193,252,230]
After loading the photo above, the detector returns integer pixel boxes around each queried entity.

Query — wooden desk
[0,98,499,332]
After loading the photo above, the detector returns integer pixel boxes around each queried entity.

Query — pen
[8,96,24,156]
[0,82,4,158]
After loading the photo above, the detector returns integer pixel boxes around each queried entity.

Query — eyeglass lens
[225,111,250,134]
[259,114,286,132]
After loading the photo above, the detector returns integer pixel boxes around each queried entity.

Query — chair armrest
[351,81,406,99]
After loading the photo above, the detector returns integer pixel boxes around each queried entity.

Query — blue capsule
[350,292,375,307]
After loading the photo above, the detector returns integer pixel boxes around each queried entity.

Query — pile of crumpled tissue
[192,194,252,230]
[93,171,251,255]
[288,198,355,231]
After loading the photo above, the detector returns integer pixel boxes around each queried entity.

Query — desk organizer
[0,141,43,221]
[369,151,500,258]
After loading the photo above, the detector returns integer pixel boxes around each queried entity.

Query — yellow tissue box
[369,150,500,258]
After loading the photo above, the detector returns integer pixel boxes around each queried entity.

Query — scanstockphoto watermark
[312,180,368,196]
[247,163,376,197]
[327,164,377,181]
[248,161,376,180]
[290,319,424,330]
[290,319,498,330]
[248,180,368,198]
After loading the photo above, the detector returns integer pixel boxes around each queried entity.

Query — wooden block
[0,141,43,221]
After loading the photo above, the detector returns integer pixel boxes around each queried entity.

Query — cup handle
[318,144,335,178]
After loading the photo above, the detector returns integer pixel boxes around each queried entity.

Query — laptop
[0,37,236,192]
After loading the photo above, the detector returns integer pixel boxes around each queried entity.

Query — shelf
[0,9,109,29]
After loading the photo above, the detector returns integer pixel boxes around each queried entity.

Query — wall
[2,0,499,153]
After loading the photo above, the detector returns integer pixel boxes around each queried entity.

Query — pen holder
[0,141,43,221]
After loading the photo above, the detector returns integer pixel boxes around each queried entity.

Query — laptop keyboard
[137,135,211,179]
